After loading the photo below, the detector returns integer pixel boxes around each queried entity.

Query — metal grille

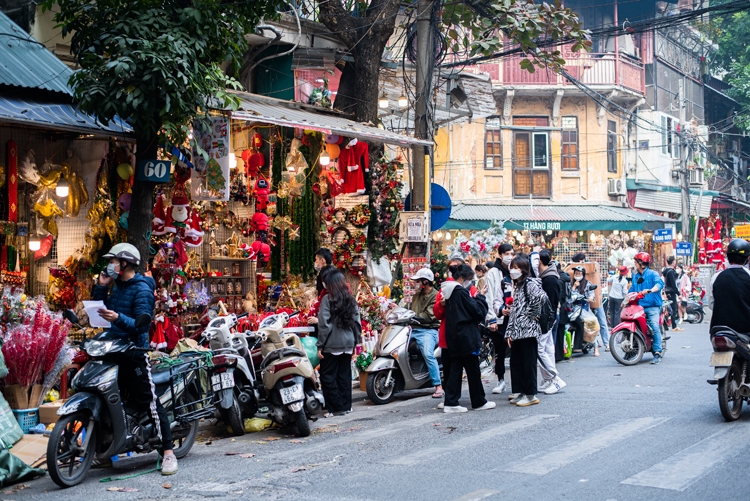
[553,242,609,289]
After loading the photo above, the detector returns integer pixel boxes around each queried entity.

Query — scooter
[685,298,705,324]
[47,313,207,488]
[565,289,597,355]
[707,325,750,421]
[257,312,324,437]
[609,288,669,366]
[365,308,442,405]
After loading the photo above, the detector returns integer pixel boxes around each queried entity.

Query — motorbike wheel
[170,393,199,459]
[718,360,744,422]
[366,371,396,405]
[294,410,311,437]
[609,330,645,366]
[223,397,245,437]
[47,411,97,488]
[689,310,704,324]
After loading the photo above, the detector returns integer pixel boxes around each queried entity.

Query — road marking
[504,416,670,475]
[450,489,499,501]
[384,414,559,466]
[621,425,750,491]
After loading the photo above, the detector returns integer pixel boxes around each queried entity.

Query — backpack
[558,273,573,314]
[524,282,557,333]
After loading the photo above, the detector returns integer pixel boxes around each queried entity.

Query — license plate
[211,372,234,391]
[280,384,304,404]
[710,352,733,367]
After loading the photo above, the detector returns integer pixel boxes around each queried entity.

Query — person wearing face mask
[92,243,178,476]
[505,256,545,406]
[630,252,664,364]
[482,243,515,394]
[407,268,443,399]
[571,253,610,350]
[570,266,599,356]
[314,248,334,294]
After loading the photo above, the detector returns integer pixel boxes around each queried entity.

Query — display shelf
[207,257,254,262]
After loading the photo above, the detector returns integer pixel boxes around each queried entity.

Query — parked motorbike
[565,288,597,355]
[257,312,324,437]
[609,288,669,366]
[708,325,750,421]
[365,308,442,405]
[684,298,705,324]
[47,313,208,488]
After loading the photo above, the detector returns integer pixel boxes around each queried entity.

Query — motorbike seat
[259,347,307,370]
[711,325,750,343]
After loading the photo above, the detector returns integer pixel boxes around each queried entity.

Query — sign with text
[653,228,674,243]
[522,221,562,231]
[735,224,750,239]
[136,159,171,183]
[676,242,693,256]
[398,212,428,243]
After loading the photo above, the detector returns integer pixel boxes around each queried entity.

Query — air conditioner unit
[670,169,680,180]
[689,168,704,187]
[608,178,625,196]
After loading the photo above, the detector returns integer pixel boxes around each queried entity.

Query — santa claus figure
[152,194,167,236]
[165,185,191,236]
[183,207,205,247]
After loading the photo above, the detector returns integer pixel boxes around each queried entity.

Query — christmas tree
[205,158,226,197]
[430,243,449,286]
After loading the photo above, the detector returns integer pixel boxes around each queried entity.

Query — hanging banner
[191,116,230,201]
[5,139,17,222]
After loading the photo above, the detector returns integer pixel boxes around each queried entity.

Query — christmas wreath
[348,204,371,227]
[348,230,367,253]
[331,227,353,269]
[332,207,348,225]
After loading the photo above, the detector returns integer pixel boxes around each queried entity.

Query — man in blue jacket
[629,252,665,365]
[93,243,177,475]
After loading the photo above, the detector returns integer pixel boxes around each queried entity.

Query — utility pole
[679,79,690,242]
[412,0,434,213]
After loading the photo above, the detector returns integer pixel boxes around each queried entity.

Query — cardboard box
[3,385,28,410]
[10,434,48,468]
[565,262,602,309]
[39,401,63,425]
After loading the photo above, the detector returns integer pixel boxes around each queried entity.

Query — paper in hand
[83,300,111,328]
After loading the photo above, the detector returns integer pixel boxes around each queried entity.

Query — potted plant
[355,351,373,391]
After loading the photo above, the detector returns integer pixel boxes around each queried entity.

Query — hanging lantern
[398,95,408,107]
[325,143,340,160]
[378,93,389,109]
[28,236,41,251]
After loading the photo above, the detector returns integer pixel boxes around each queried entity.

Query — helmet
[410,268,434,282]
[634,252,651,265]
[103,243,141,266]
[727,238,750,259]
[571,265,586,276]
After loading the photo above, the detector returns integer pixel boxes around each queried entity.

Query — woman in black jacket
[441,264,496,413]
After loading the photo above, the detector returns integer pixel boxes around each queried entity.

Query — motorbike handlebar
[288,310,300,318]
[236,312,250,320]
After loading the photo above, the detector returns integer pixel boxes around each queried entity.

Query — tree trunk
[350,44,383,125]
[333,61,357,116]
[128,131,158,272]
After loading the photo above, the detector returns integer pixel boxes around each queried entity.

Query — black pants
[319,353,352,413]
[571,317,585,350]
[441,347,452,387]
[489,329,508,380]
[115,350,173,451]
[556,312,568,362]
[608,297,623,328]
[510,337,538,396]
[445,353,486,408]
[667,291,678,328]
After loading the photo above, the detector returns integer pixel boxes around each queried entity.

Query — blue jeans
[644,307,663,355]
[411,328,441,386]
[594,305,609,345]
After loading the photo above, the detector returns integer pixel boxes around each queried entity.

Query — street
[9,319,747,501]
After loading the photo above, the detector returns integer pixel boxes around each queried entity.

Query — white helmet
[103,243,141,266]
[410,268,434,282]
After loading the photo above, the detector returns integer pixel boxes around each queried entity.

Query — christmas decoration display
[192,116,230,201]
[254,178,270,211]
[368,158,404,261]
[447,220,508,260]
[338,138,369,194]
[348,204,371,228]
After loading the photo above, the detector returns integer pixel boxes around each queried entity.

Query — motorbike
[565,288,597,355]
[365,308,442,405]
[257,312,324,437]
[201,312,261,436]
[684,298,705,324]
[609,287,669,366]
[47,313,209,488]
[707,325,750,421]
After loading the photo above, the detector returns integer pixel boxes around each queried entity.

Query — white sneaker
[509,393,524,404]
[443,405,468,413]
[492,380,506,394]
[161,453,178,476]
[538,380,552,392]
[437,402,444,409]
[474,401,496,411]
[515,395,540,407]
[543,377,567,395]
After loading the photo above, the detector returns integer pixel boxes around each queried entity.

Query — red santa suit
[337,139,369,194]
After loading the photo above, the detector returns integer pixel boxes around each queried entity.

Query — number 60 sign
[136,159,171,183]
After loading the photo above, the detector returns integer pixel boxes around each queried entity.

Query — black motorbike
[47,313,212,488]
[708,325,750,421]
[684,298,705,324]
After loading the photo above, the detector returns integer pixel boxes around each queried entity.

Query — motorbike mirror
[237,312,250,319]
[62,309,79,325]
[590,284,598,290]
[637,277,645,285]
[135,314,152,329]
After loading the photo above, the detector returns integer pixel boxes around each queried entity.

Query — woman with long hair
[505,255,545,406]
[570,265,599,356]
[315,270,361,417]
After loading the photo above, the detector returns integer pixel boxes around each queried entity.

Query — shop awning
[627,179,715,219]
[0,95,133,137]
[229,91,433,148]
[444,203,675,231]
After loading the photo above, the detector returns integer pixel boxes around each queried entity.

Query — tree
[42,0,283,266]
[318,0,590,124]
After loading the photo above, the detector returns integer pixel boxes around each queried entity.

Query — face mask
[509,269,522,280]
[106,263,119,278]
[314,264,322,272]
[502,255,513,266]
[574,275,583,281]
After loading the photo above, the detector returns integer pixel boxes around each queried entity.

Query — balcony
[477,52,645,95]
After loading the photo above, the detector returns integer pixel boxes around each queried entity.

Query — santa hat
[184,208,204,247]
[152,194,167,235]
[171,189,189,207]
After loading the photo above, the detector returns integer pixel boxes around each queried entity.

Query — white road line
[621,425,750,491]
[504,416,671,475]
[450,489,499,501]
[384,414,559,466]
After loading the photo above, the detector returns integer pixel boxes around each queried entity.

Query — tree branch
[317,0,360,48]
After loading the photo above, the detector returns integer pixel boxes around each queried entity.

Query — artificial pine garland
[270,135,288,280]
[368,157,405,261]
[290,138,321,281]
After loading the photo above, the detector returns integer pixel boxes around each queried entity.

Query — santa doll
[183,207,205,247]
[152,194,167,236]
[165,185,191,237]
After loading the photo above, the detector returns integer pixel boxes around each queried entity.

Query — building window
[561,116,578,170]
[484,117,502,169]
[607,120,617,173]
[661,116,680,159]
[513,131,550,198]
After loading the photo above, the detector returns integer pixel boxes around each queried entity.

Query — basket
[12,408,39,434]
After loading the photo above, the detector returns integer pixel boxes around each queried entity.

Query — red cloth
[5,139,17,222]
[337,141,369,194]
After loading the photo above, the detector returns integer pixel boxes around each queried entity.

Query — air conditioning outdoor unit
[689,168,704,187]
[608,178,625,196]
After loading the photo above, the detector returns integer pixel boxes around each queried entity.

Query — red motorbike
[609,289,669,366]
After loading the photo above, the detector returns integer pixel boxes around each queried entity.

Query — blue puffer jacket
[93,274,156,348]
[629,268,664,310]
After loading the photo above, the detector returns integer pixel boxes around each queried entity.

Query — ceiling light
[28,236,41,251]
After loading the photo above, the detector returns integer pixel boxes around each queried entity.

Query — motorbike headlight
[88,366,118,392]
[85,340,115,357]
[386,311,400,324]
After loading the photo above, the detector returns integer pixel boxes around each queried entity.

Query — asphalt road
[8,318,749,501]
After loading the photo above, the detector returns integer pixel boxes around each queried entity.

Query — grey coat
[316,295,361,353]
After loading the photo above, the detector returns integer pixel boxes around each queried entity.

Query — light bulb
[631,231,638,237]
[56,179,69,197]
[28,237,41,251]
[378,94,389,109]
[444,231,452,241]
[589,232,596,241]
[546,230,552,235]
[228,153,237,170]
[398,95,408,107]
[434,231,443,241]
[677,232,683,241]
[613,230,620,235]
[320,150,331,166]
[578,231,584,236]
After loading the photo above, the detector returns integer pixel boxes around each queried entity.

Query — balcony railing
[477,52,645,94]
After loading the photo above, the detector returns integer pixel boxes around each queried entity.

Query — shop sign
[653,228,674,243]
[136,160,171,183]
[676,242,693,256]
[399,212,428,243]
[522,221,562,231]
[735,224,750,239]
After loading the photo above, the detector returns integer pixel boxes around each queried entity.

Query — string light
[228,152,237,170]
